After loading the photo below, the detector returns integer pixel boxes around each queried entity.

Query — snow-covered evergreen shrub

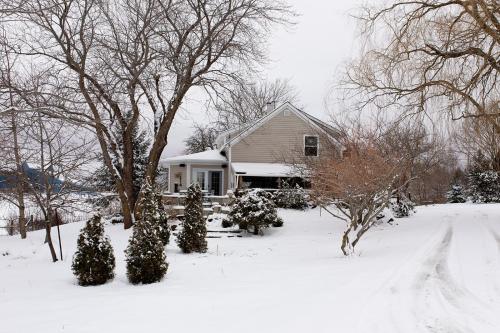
[468,170,500,203]
[273,182,308,210]
[177,183,207,253]
[390,197,415,218]
[446,184,467,203]
[72,214,115,286]
[125,197,168,284]
[221,218,233,228]
[137,181,170,245]
[224,189,283,235]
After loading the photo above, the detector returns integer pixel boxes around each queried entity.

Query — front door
[209,171,222,196]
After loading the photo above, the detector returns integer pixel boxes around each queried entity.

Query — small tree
[224,189,283,235]
[125,211,168,285]
[468,170,500,203]
[177,183,207,253]
[390,195,415,218]
[273,181,308,210]
[446,184,467,203]
[310,141,406,255]
[138,180,170,245]
[72,214,115,286]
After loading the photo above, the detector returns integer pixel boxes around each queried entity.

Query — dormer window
[304,135,318,156]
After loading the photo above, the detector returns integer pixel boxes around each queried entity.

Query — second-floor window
[304,135,318,156]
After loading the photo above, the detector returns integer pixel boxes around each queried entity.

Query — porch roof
[162,150,228,165]
[231,162,302,177]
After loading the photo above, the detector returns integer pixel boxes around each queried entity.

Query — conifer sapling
[177,183,207,253]
[72,214,115,286]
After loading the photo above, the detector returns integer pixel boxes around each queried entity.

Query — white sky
[162,1,362,157]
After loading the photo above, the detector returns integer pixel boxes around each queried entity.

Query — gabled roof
[162,150,228,165]
[220,102,342,149]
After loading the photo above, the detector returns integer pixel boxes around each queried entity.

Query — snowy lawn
[1,204,500,333]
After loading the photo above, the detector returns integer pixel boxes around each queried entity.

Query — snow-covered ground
[1,203,500,333]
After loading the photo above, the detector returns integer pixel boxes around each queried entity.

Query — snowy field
[1,204,500,333]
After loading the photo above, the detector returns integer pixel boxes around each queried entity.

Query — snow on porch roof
[162,150,228,164]
[231,163,302,177]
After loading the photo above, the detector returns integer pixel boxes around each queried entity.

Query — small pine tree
[390,196,415,218]
[224,189,283,235]
[446,184,466,203]
[125,204,168,284]
[468,170,500,203]
[177,183,207,253]
[273,181,308,209]
[137,180,170,245]
[156,192,170,245]
[72,214,115,286]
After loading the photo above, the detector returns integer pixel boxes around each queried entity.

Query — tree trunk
[10,107,27,239]
[253,225,259,235]
[341,229,351,256]
[44,215,58,262]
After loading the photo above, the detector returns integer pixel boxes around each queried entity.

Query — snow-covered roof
[162,150,228,165]
[232,162,301,177]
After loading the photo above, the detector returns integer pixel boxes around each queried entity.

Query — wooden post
[55,210,63,261]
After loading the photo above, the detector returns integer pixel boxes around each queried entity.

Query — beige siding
[231,110,332,163]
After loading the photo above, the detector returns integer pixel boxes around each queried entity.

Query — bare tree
[25,115,95,262]
[343,1,500,132]
[310,137,408,256]
[0,0,293,228]
[184,123,218,154]
[214,78,299,131]
[0,32,32,239]
[454,115,500,171]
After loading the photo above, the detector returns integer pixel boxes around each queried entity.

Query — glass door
[196,171,207,190]
[209,171,222,196]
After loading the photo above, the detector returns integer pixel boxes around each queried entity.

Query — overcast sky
[162,1,362,157]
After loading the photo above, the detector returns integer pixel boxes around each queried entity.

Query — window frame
[304,135,319,157]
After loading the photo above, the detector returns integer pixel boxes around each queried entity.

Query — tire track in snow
[412,224,470,333]
[485,224,500,298]
[414,222,500,333]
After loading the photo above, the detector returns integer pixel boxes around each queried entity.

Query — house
[160,102,343,195]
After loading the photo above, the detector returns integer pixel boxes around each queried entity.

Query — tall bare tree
[343,1,500,132]
[213,78,299,131]
[454,115,500,171]
[1,0,293,228]
[184,123,218,154]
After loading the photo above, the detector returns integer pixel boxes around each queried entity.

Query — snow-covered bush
[177,183,207,253]
[273,182,308,210]
[125,194,168,284]
[446,184,467,203]
[389,196,415,218]
[136,180,170,245]
[223,189,283,235]
[468,170,500,203]
[72,214,115,286]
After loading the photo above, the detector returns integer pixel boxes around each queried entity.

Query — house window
[304,136,318,156]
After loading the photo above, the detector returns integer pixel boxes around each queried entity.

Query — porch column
[186,163,191,187]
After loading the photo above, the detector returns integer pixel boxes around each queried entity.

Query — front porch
[161,150,230,196]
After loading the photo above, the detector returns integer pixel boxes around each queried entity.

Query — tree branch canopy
[343,0,500,132]
[0,0,293,228]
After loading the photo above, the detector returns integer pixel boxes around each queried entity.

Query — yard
[1,204,500,333]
